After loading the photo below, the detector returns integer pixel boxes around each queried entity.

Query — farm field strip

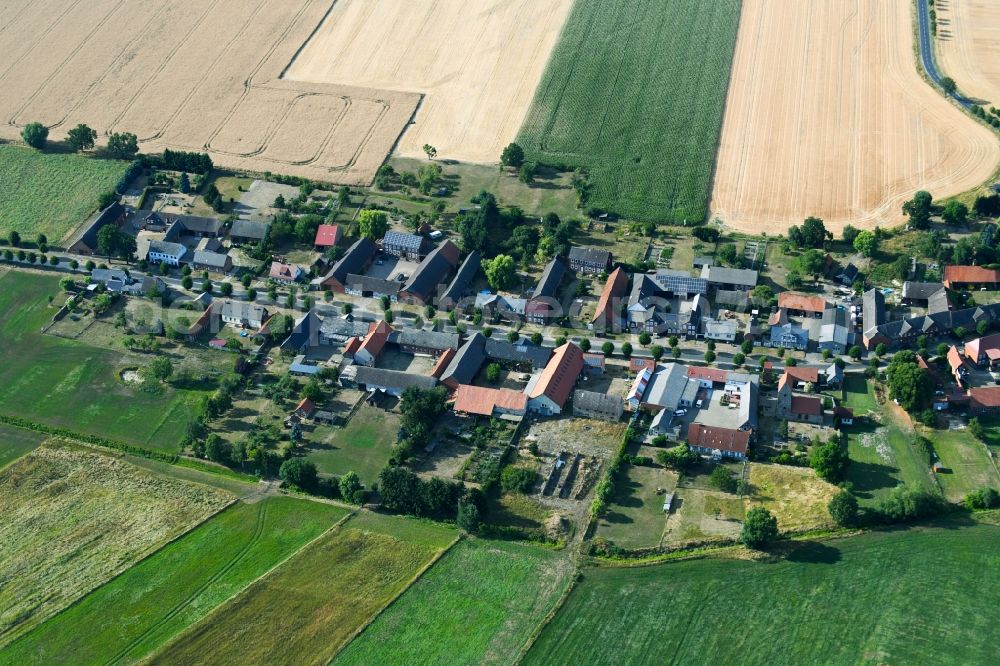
[1,497,346,665]
[926,427,1000,502]
[710,0,999,233]
[334,539,574,666]
[0,442,232,647]
[0,272,221,453]
[0,424,46,471]
[283,0,574,163]
[936,0,1000,107]
[516,0,741,223]
[525,522,1000,665]
[0,0,418,185]
[146,512,456,666]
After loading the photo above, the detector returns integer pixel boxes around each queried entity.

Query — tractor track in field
[103,500,269,666]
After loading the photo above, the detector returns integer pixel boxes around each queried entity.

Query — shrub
[828,490,859,527]
[500,466,536,494]
[964,487,999,511]
[877,484,946,523]
[338,471,365,504]
[740,507,779,549]
[709,465,737,493]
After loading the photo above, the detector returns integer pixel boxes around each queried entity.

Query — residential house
[573,390,623,421]
[964,333,1000,368]
[582,353,605,375]
[776,370,823,424]
[398,240,460,304]
[627,273,707,336]
[220,300,268,329]
[453,385,527,418]
[769,322,808,350]
[191,250,232,274]
[269,262,304,283]
[863,287,1000,350]
[818,307,851,354]
[778,292,828,318]
[567,246,612,274]
[700,266,758,291]
[475,292,526,319]
[635,363,695,413]
[440,332,487,389]
[526,257,566,324]
[90,268,132,292]
[824,363,844,387]
[862,289,888,349]
[147,239,187,266]
[293,398,316,419]
[947,345,971,386]
[340,365,437,396]
[318,316,371,346]
[345,274,400,301]
[525,342,584,415]
[317,237,377,292]
[392,330,460,356]
[686,366,730,388]
[943,265,1000,290]
[382,230,428,260]
[69,203,128,255]
[650,270,708,298]
[703,317,738,342]
[349,321,393,366]
[230,219,270,246]
[687,424,750,460]
[280,309,322,353]
[590,267,628,331]
[438,251,480,311]
[313,224,341,250]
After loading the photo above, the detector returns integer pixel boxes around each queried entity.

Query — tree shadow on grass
[603,510,635,525]
[847,459,899,499]
[785,541,842,565]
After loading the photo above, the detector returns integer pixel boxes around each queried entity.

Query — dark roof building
[345,273,401,299]
[485,338,552,369]
[399,240,460,304]
[319,237,377,291]
[230,219,269,243]
[440,332,487,389]
[700,265,758,290]
[392,329,461,355]
[526,257,566,323]
[69,203,127,255]
[438,250,480,310]
[567,246,612,274]
[382,230,428,259]
[340,365,438,396]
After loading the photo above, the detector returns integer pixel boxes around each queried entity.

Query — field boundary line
[513,555,582,665]
[104,500,270,665]
[0,495,239,654]
[325,534,463,665]
[140,508,358,662]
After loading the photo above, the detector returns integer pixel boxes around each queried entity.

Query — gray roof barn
[532,257,566,299]
[441,332,487,385]
[231,219,270,241]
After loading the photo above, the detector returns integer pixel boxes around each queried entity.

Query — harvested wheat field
[711,0,999,234]
[0,0,418,184]
[283,0,574,163]
[0,441,231,647]
[936,0,1000,106]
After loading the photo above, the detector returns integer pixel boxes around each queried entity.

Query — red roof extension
[529,342,584,409]
[686,423,750,455]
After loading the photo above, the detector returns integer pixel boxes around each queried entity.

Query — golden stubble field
[282,0,574,163]
[936,0,1000,106]
[0,0,419,184]
[711,0,1000,234]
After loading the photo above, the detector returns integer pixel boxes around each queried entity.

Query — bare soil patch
[711,0,999,234]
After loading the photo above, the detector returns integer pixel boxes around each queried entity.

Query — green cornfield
[517,0,742,224]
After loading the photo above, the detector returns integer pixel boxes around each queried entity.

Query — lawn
[526,521,1000,665]
[745,463,839,531]
[842,378,936,504]
[146,512,455,666]
[0,144,126,242]
[335,539,573,666]
[305,403,401,484]
[0,423,45,470]
[0,271,215,453]
[596,461,675,550]
[921,426,1000,502]
[516,0,741,223]
[1,496,345,665]
[0,442,231,647]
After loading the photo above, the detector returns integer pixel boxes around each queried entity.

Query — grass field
[1,496,345,665]
[596,462,675,550]
[335,539,573,666]
[745,464,839,531]
[526,520,1000,665]
[516,0,741,223]
[147,511,455,666]
[0,271,215,453]
[920,426,1000,502]
[0,442,231,646]
[0,423,45,470]
[842,377,936,504]
[0,144,126,242]
[306,403,401,484]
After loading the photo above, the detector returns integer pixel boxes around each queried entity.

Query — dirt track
[282,0,573,163]
[0,0,418,185]
[710,0,999,234]
[936,0,1000,106]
